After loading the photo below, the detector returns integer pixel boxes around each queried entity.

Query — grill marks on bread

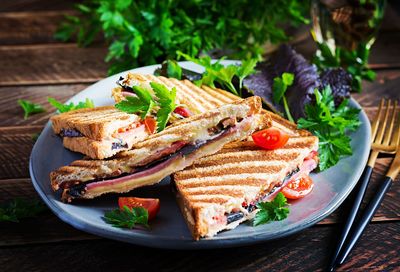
[174,136,318,207]
[51,106,138,140]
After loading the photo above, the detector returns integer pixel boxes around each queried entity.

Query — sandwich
[50,106,150,159]
[112,73,240,114]
[48,73,240,160]
[50,97,271,202]
[113,73,310,137]
[172,133,319,240]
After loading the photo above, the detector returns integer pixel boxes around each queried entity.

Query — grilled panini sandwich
[51,106,149,159]
[173,134,319,240]
[113,73,311,137]
[113,73,240,114]
[50,97,271,202]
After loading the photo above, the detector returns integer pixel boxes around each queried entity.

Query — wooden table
[0,1,399,271]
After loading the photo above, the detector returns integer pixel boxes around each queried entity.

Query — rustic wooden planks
[0,84,88,126]
[0,11,76,45]
[0,44,107,86]
[0,1,399,270]
[0,223,398,271]
[0,0,78,12]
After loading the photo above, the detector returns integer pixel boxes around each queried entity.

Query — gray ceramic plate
[29,61,371,249]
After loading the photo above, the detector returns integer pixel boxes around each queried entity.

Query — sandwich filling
[61,115,261,201]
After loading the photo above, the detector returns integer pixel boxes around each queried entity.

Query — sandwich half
[51,106,149,159]
[112,73,240,114]
[50,97,271,202]
[113,73,311,137]
[172,134,319,240]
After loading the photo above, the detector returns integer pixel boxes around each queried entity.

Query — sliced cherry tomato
[252,128,289,150]
[144,117,157,134]
[118,197,160,220]
[282,175,314,200]
[174,106,192,118]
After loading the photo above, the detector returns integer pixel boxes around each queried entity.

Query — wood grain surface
[0,223,398,272]
[0,1,399,271]
[0,11,72,45]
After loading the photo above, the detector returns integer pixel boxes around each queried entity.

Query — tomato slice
[252,128,289,150]
[118,197,160,220]
[282,175,314,200]
[174,106,192,118]
[144,117,157,134]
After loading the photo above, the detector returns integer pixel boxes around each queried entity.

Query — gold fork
[335,100,400,267]
[328,98,399,271]
[370,99,399,156]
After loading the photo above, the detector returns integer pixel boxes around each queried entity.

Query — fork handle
[336,176,393,265]
[327,166,373,271]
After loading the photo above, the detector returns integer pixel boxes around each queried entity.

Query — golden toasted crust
[112,73,240,113]
[62,137,117,160]
[173,135,319,239]
[51,106,140,140]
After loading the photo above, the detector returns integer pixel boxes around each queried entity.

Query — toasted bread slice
[113,73,310,136]
[50,106,149,159]
[61,125,148,159]
[51,106,141,140]
[173,136,319,240]
[112,73,240,114]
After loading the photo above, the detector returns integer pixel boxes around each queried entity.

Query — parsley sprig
[151,82,177,132]
[177,52,257,96]
[253,192,290,226]
[272,72,295,122]
[114,85,156,119]
[0,199,47,223]
[18,99,46,119]
[48,97,95,113]
[103,206,149,229]
[115,82,176,132]
[297,86,361,170]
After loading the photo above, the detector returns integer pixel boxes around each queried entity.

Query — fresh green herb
[154,60,182,79]
[272,72,295,122]
[48,97,95,113]
[150,82,177,132]
[115,82,177,131]
[18,99,46,119]
[297,86,361,171]
[237,59,259,90]
[55,1,309,74]
[115,85,156,119]
[177,52,257,96]
[313,41,376,92]
[103,206,149,229]
[253,192,289,226]
[0,199,47,223]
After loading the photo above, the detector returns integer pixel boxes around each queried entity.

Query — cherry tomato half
[118,197,160,220]
[174,106,192,118]
[144,117,157,134]
[282,175,314,200]
[252,128,289,150]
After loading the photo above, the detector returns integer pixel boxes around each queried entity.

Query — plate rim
[29,61,371,249]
